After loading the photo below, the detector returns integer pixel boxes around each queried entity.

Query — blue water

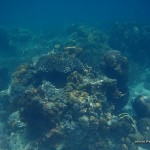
[0,0,150,28]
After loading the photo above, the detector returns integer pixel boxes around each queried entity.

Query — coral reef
[1,54,138,150]
[103,50,128,85]
[35,52,84,74]
[0,23,150,150]
[103,50,129,111]
[137,117,150,139]
[33,52,84,88]
[133,95,150,118]
[109,22,150,65]
[64,24,110,71]
[111,113,137,136]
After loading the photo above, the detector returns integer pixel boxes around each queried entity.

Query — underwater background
[1,0,150,28]
[0,0,150,150]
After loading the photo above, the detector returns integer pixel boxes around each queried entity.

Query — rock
[133,95,150,118]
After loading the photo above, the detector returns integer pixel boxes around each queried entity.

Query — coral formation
[133,95,150,118]
[0,23,150,150]
[33,52,84,88]
[109,22,150,65]
[35,52,84,73]
[2,56,138,149]
[103,50,129,111]
[111,113,137,136]
[103,50,128,86]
